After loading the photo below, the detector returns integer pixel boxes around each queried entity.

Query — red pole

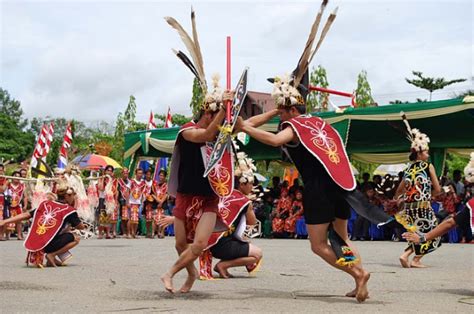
[308,85,353,98]
[226,36,231,122]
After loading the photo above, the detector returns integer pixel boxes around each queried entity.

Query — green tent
[124,97,474,175]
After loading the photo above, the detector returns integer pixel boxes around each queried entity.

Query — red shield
[24,201,76,252]
[283,116,356,191]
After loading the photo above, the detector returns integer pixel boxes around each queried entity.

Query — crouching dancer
[0,185,86,267]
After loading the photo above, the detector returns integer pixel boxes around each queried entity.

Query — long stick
[226,36,231,122]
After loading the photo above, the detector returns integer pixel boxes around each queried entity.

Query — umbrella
[72,154,122,170]
[374,163,407,176]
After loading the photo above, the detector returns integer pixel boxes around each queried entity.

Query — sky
[1,0,473,124]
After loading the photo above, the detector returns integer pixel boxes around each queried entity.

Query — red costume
[7,182,26,231]
[24,200,76,267]
[129,179,146,224]
[199,189,251,279]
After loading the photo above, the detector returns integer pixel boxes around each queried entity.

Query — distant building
[240,91,275,119]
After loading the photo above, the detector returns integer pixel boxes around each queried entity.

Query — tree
[354,70,375,108]
[453,89,474,99]
[306,65,330,112]
[0,88,35,162]
[190,78,204,116]
[405,71,466,101]
[0,88,28,129]
[0,113,35,161]
[389,100,409,105]
[155,113,191,127]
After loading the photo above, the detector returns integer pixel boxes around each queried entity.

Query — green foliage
[389,100,410,105]
[445,153,469,177]
[355,70,375,107]
[453,89,474,98]
[306,65,330,112]
[0,88,28,129]
[350,159,379,182]
[154,113,192,127]
[0,113,35,161]
[190,78,204,116]
[406,71,466,101]
[0,88,35,162]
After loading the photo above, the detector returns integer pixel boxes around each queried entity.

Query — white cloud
[1,0,472,122]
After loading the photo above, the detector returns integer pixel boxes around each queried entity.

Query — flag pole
[226,36,231,122]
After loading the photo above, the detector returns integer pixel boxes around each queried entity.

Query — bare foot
[180,269,199,293]
[355,271,370,303]
[45,254,59,267]
[345,288,357,298]
[399,256,410,268]
[214,263,230,279]
[410,260,428,268]
[160,273,174,293]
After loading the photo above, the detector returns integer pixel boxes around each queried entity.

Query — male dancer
[161,8,277,293]
[0,164,9,240]
[154,169,168,238]
[6,171,27,240]
[206,152,263,279]
[97,165,115,239]
[143,169,157,238]
[0,184,86,267]
[235,2,390,302]
[117,168,131,238]
[129,168,145,238]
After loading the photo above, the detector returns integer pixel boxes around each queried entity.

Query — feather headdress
[400,111,430,152]
[165,7,222,112]
[270,0,338,108]
[464,152,474,183]
[234,151,257,184]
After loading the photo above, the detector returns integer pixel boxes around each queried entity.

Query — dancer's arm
[157,215,175,228]
[429,164,442,196]
[238,118,296,147]
[245,203,257,225]
[0,211,32,227]
[245,109,279,128]
[402,216,456,244]
[182,91,233,143]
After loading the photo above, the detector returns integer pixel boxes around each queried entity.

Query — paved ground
[0,237,473,313]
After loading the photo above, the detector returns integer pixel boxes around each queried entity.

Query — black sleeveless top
[176,133,214,196]
[284,142,341,193]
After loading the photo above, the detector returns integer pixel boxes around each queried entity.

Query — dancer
[0,163,9,240]
[6,171,27,240]
[200,151,263,279]
[154,169,168,238]
[161,7,238,293]
[117,168,131,237]
[0,184,87,267]
[402,152,474,245]
[235,1,375,302]
[143,169,157,238]
[129,168,146,238]
[97,165,116,239]
[395,113,443,268]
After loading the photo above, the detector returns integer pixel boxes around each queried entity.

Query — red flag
[147,111,157,130]
[164,107,172,128]
[31,124,48,167]
[42,122,54,160]
[58,122,73,169]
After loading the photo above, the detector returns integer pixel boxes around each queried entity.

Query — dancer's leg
[161,212,216,293]
[214,244,262,278]
[333,218,363,297]
[307,223,370,303]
